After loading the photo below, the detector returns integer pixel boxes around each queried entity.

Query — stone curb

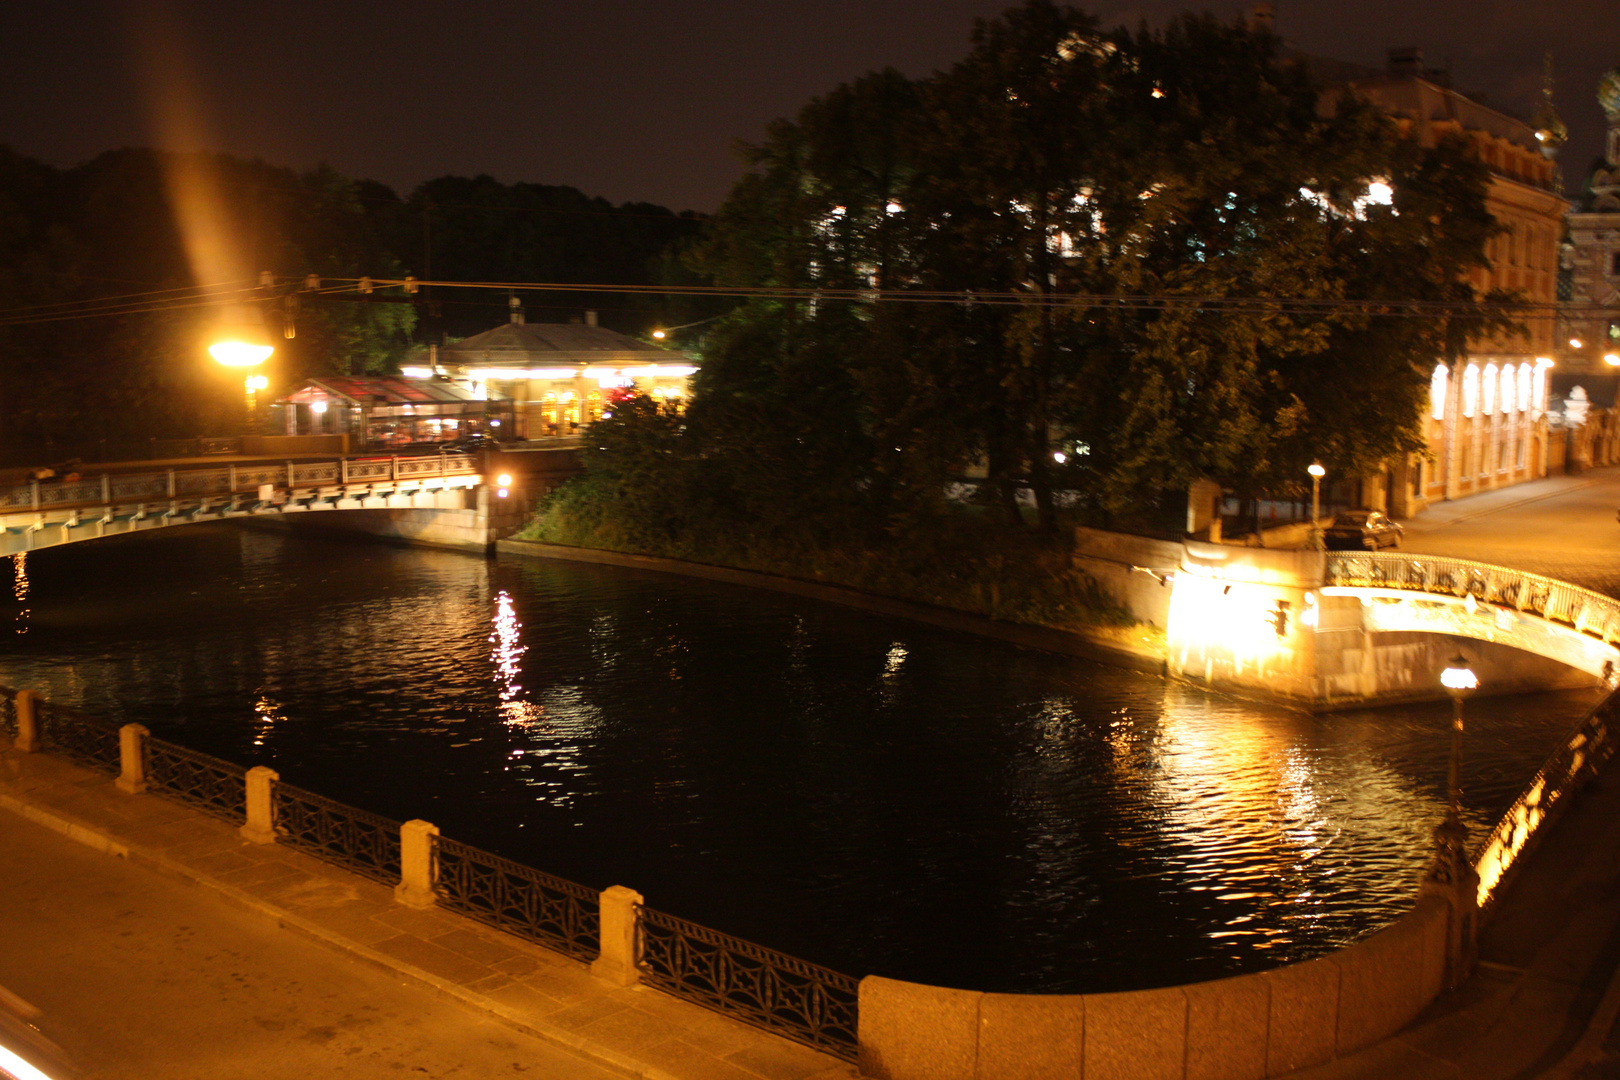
[0,784,704,1080]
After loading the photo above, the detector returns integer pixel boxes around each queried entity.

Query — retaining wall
[858,894,1450,1080]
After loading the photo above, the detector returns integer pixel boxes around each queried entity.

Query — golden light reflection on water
[251,694,284,748]
[11,553,27,635]
[491,590,543,727]
[1136,694,1439,950]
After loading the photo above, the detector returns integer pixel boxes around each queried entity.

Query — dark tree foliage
[637,1,1507,544]
[397,175,703,338]
[0,148,699,459]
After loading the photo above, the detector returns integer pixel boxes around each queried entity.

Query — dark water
[0,524,1598,994]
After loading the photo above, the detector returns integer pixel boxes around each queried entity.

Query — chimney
[584,310,599,327]
[1388,47,1423,77]
[1247,2,1275,33]
[508,294,525,325]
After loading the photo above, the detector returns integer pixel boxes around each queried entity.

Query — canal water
[0,523,1599,994]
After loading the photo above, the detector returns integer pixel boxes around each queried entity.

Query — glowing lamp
[209,341,274,367]
[1606,354,1620,367]
[497,488,510,499]
[652,329,667,340]
[1440,655,1478,698]
[310,399,328,414]
[496,474,513,487]
[1570,338,1584,349]
[246,375,269,392]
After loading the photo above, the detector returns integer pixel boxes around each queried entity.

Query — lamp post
[1307,462,1326,550]
[1427,653,1480,986]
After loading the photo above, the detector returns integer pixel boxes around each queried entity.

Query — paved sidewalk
[0,738,852,1080]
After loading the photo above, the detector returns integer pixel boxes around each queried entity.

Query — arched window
[1463,364,1479,418]
[1430,364,1448,420]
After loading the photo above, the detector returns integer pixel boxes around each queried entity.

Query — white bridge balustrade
[0,453,484,555]
[1073,530,1619,711]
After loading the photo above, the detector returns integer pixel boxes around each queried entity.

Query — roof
[279,375,500,406]
[435,322,680,366]
[1550,372,1620,409]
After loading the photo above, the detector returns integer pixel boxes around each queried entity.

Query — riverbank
[495,537,1167,675]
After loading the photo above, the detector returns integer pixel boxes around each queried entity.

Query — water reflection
[11,552,27,635]
[0,523,1599,994]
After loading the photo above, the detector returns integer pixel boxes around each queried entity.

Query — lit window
[1517,363,1532,411]
[1499,365,1514,414]
[1482,363,1496,414]
[1462,364,1479,418]
[1429,364,1448,420]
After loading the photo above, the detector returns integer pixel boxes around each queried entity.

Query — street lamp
[1307,462,1326,550]
[209,306,275,431]
[1427,653,1480,987]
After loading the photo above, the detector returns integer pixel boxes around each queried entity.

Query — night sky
[3,0,1614,214]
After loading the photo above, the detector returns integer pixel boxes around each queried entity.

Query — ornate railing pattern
[1326,552,1620,647]
[639,906,860,1060]
[0,685,16,737]
[272,783,402,886]
[434,837,600,962]
[145,737,248,825]
[1473,690,1620,909]
[0,453,478,513]
[36,700,120,774]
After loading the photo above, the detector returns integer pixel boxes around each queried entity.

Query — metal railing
[272,783,403,886]
[0,453,479,514]
[1326,552,1620,645]
[2,691,862,1061]
[434,837,600,962]
[0,685,15,738]
[144,737,248,825]
[35,700,120,774]
[639,906,860,1060]
[1473,690,1620,909]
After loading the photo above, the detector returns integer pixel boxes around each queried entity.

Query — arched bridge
[1323,551,1620,681]
[0,453,483,555]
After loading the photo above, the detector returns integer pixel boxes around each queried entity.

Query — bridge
[0,453,486,555]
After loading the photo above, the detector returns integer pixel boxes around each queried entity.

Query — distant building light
[401,366,433,378]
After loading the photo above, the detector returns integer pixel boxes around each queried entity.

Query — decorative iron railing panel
[109,476,169,501]
[36,700,120,774]
[434,837,600,961]
[1473,690,1620,909]
[144,737,248,825]
[0,685,16,737]
[638,906,860,1060]
[272,783,402,886]
[174,469,231,496]
[1326,552,1620,646]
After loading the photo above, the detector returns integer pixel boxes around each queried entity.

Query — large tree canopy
[681,1,1504,533]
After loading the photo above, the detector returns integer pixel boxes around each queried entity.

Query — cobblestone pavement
[1400,468,1620,598]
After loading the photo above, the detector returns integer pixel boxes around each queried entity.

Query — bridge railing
[0,453,479,515]
[639,904,861,1058]
[1473,689,1620,910]
[1326,552,1620,647]
[0,692,861,1062]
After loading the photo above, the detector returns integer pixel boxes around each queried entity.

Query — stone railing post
[590,885,644,987]
[394,819,440,908]
[238,765,280,844]
[115,724,149,794]
[14,691,39,753]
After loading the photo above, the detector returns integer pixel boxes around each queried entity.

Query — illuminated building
[410,305,699,439]
[1560,67,1620,374]
[1316,49,1569,514]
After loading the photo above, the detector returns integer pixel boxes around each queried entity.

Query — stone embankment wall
[858,894,1450,1080]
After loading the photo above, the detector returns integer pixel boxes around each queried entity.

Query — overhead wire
[0,274,1607,327]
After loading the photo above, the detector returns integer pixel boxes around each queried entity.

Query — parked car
[1323,510,1404,550]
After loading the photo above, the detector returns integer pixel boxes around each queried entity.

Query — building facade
[1560,68,1620,372]
[412,308,698,440]
[1344,54,1568,516]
